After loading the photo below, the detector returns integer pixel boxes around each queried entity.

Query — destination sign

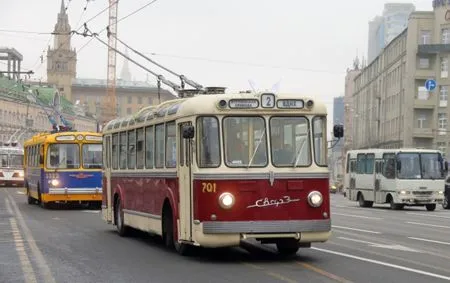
[228,99,259,109]
[55,135,75,141]
[276,99,304,109]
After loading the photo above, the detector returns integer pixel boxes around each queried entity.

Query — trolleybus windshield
[9,154,23,168]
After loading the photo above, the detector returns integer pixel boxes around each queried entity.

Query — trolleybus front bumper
[193,219,331,248]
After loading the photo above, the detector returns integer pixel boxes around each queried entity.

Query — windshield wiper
[247,128,266,168]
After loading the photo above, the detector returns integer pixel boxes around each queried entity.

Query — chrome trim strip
[193,172,328,180]
[48,187,102,195]
[203,219,330,234]
[123,209,161,220]
[111,171,177,178]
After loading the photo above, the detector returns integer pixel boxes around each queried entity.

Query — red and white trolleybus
[101,88,342,256]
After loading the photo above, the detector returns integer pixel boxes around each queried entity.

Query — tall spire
[60,0,65,14]
[120,48,132,81]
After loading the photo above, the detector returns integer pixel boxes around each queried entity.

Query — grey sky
[0,0,432,132]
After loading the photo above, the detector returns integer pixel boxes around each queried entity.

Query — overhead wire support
[111,34,203,90]
[82,25,181,93]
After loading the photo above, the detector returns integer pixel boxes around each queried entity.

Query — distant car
[330,184,337,194]
[443,176,450,209]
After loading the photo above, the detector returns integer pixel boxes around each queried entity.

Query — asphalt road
[1,187,450,283]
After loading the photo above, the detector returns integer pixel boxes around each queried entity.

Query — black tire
[358,193,373,208]
[162,204,192,256]
[276,239,300,256]
[389,197,404,210]
[442,195,450,209]
[426,204,436,211]
[26,187,34,205]
[37,186,49,209]
[115,197,129,236]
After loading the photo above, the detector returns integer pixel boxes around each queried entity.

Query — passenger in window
[272,136,292,165]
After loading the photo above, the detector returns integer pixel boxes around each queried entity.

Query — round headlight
[51,179,60,186]
[218,192,235,209]
[307,191,323,207]
[18,171,24,177]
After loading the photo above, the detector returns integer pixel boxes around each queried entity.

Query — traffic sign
[425,79,437,91]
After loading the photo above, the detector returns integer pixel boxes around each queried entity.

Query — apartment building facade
[353,4,450,156]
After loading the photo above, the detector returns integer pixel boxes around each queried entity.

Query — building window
[417,115,426,128]
[441,57,448,78]
[418,58,429,69]
[138,97,143,104]
[127,96,132,104]
[420,30,431,44]
[443,28,450,44]
[440,86,448,107]
[148,97,153,104]
[438,113,447,131]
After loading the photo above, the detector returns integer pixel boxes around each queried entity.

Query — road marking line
[406,212,450,219]
[337,237,377,245]
[5,197,13,214]
[406,222,450,229]
[297,262,353,283]
[80,210,100,213]
[10,218,37,283]
[332,225,381,234]
[7,194,56,283]
[332,213,382,220]
[16,191,25,195]
[408,237,450,246]
[242,262,298,283]
[265,271,298,283]
[312,247,450,280]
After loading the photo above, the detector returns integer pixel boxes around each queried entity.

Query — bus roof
[23,131,102,147]
[102,91,327,134]
[346,148,443,156]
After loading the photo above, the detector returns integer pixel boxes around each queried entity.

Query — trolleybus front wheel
[115,196,129,237]
[162,203,192,256]
[276,239,299,256]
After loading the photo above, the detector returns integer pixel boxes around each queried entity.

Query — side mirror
[182,125,195,139]
[333,125,344,138]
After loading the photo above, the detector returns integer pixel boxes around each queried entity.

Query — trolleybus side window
[357,154,365,174]
[136,128,144,169]
[270,116,310,167]
[366,154,375,174]
[112,134,118,170]
[197,116,220,168]
[223,116,267,167]
[312,116,327,167]
[145,126,154,168]
[105,136,111,169]
[47,143,80,169]
[128,130,136,169]
[82,143,102,169]
[166,122,176,168]
[1,153,7,167]
[155,124,165,168]
[119,132,127,169]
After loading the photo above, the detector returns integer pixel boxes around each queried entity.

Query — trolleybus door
[104,136,113,223]
[178,122,194,241]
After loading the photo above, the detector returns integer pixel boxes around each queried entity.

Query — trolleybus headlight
[218,192,235,209]
[50,179,60,187]
[307,191,323,207]
[18,171,24,177]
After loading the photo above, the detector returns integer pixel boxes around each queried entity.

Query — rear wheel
[115,196,129,236]
[357,193,373,208]
[276,239,300,256]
